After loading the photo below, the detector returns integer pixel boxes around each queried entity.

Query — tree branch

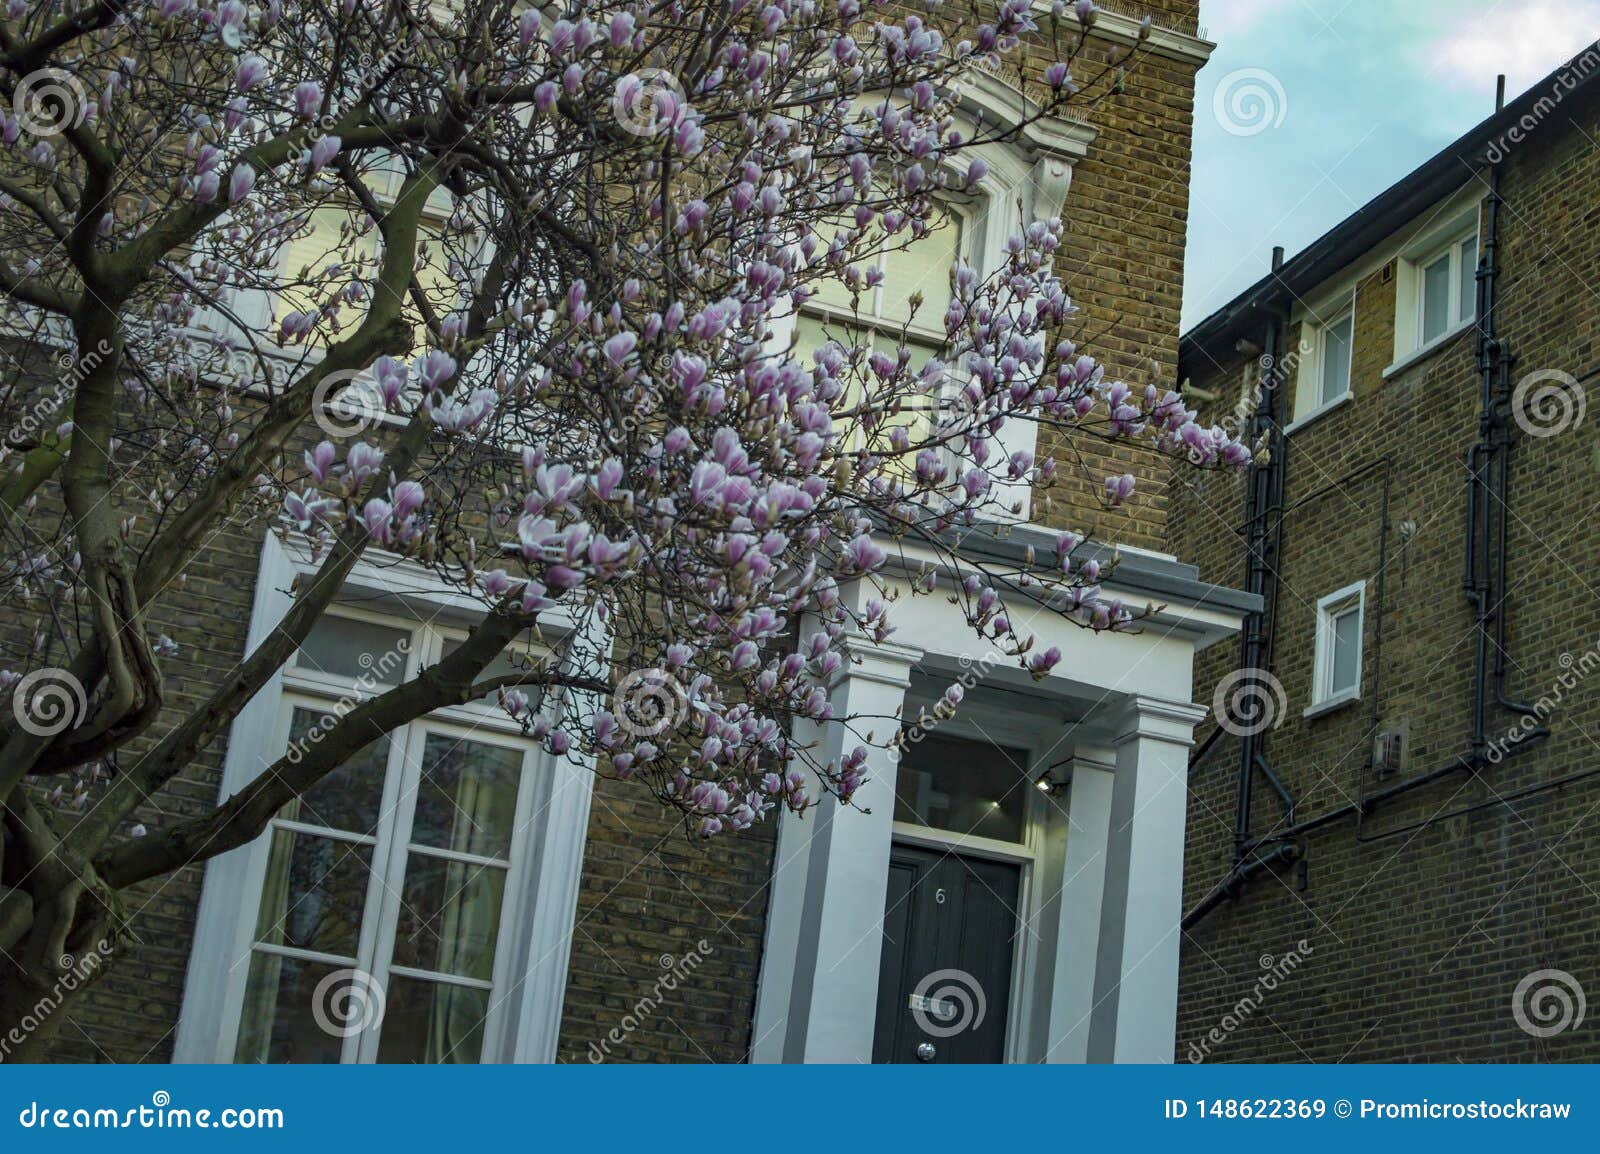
[94,603,553,889]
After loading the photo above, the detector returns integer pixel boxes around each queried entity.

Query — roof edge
[1180,41,1600,371]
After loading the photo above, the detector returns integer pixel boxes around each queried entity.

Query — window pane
[253,828,373,957]
[293,616,410,685]
[376,975,488,1063]
[1457,236,1478,323]
[861,331,941,470]
[803,215,862,314]
[879,206,961,327]
[439,637,546,707]
[892,731,1029,843]
[392,854,507,981]
[1319,314,1353,403]
[406,223,458,357]
[283,708,390,833]
[273,207,379,342]
[794,313,863,455]
[1330,607,1361,694]
[411,735,523,859]
[792,312,843,364]
[1422,254,1451,342]
[235,954,350,1064]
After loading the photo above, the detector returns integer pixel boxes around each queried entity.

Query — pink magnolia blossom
[227,163,255,203]
[293,81,321,120]
[235,55,268,93]
[0,0,1252,898]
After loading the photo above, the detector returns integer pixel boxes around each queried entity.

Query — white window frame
[1307,579,1365,717]
[209,155,471,439]
[1415,230,1477,347]
[1287,287,1356,432]
[1387,203,1481,373]
[229,150,459,332]
[1314,308,1355,409]
[770,105,1089,525]
[176,532,606,1063]
[794,196,979,483]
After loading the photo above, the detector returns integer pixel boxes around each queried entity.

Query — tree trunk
[0,945,112,1062]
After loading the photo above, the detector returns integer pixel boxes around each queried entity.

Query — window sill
[1303,690,1360,720]
[1383,319,1475,380]
[1284,390,1353,436]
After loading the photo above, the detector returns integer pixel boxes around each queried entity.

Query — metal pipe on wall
[1183,76,1558,932]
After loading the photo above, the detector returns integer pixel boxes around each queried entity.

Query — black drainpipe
[1183,78,1558,932]
[1465,73,1544,744]
[1232,246,1290,863]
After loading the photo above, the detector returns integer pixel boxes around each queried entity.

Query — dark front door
[872,843,1021,1063]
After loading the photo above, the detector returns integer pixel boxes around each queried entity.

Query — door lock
[915,1041,936,1062]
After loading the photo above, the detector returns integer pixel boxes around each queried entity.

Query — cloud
[1200,0,1295,37]
[1426,0,1600,95]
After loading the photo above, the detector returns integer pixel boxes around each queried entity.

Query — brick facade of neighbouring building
[1170,61,1600,1062]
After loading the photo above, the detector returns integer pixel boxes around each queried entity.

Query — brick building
[1172,51,1600,1062]
[7,3,1257,1065]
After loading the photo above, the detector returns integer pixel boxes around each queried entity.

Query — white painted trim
[1381,316,1476,380]
[1303,687,1360,720]
[1283,387,1353,436]
[1310,579,1366,712]
[874,536,1249,653]
[752,603,925,1064]
[890,820,1036,863]
[1113,694,1208,743]
[1110,542,1178,563]
[1030,2,1216,64]
[173,534,299,1063]
[510,605,609,1062]
[1087,695,1203,1061]
[955,67,1099,162]
[1044,741,1116,1063]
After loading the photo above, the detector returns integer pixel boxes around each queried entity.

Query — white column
[1044,742,1117,1063]
[751,635,921,1064]
[1088,696,1206,1063]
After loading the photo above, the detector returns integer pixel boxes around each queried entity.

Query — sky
[1181,0,1600,330]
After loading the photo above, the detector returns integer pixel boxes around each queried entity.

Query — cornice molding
[1033,3,1216,66]
[956,66,1099,163]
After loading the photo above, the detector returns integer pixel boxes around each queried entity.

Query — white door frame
[881,703,1061,1065]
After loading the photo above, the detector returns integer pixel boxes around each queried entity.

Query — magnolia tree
[0,0,1247,1047]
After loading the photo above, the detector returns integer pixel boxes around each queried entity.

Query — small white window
[1416,230,1477,346]
[1309,581,1365,715]
[1287,295,1355,428]
[1384,203,1487,375]
[1316,310,1354,407]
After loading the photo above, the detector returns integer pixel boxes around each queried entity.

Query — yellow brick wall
[1169,89,1600,1061]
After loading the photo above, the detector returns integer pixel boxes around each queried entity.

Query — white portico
[751,529,1255,1064]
